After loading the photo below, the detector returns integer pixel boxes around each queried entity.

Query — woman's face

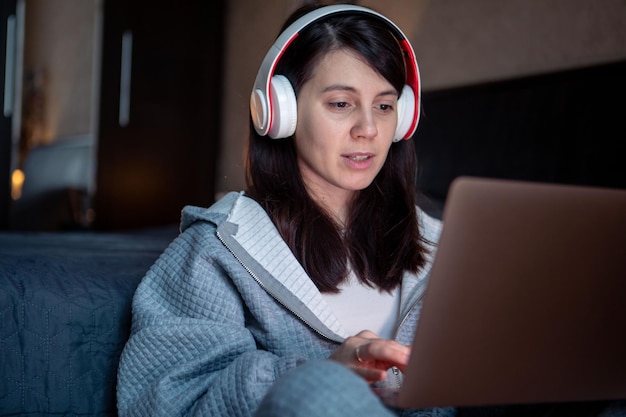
[294,48,398,220]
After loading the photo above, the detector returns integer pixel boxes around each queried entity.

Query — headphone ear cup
[268,75,298,139]
[394,84,416,142]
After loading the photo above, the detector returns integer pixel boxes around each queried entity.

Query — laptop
[392,176,626,409]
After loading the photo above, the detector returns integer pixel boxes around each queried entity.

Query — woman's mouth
[348,155,371,162]
[343,153,375,169]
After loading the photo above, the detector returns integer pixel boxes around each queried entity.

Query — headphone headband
[250,4,421,140]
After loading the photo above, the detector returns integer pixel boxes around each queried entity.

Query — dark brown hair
[246,5,428,293]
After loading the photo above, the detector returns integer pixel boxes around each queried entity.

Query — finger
[354,329,380,340]
[359,341,411,370]
[351,366,387,383]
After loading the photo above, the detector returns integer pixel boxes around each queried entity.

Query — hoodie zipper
[389,290,427,388]
[216,229,336,343]
[394,291,426,340]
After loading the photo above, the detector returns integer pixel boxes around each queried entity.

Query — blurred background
[1,0,625,231]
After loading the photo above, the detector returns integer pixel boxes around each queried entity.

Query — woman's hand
[329,330,411,383]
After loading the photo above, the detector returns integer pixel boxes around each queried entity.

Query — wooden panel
[95,0,224,230]
[416,60,626,204]
[0,0,18,229]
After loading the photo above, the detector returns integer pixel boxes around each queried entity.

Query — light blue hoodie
[117,192,442,417]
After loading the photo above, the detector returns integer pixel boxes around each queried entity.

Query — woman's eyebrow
[321,84,398,97]
[321,84,355,93]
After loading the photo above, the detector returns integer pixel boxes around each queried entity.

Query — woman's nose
[350,109,378,139]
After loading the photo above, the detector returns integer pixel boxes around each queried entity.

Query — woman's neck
[299,176,355,226]
[309,189,354,227]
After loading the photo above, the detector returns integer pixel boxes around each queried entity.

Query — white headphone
[250,4,421,141]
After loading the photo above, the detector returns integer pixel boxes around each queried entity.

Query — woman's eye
[378,103,394,112]
[330,101,350,110]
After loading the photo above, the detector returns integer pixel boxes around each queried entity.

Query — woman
[116,4,449,417]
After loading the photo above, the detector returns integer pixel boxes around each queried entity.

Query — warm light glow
[11,169,25,200]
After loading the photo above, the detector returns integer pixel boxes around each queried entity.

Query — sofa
[0,226,177,416]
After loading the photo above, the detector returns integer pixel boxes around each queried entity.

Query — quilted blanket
[0,227,177,416]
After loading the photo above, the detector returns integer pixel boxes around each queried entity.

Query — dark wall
[415,60,626,204]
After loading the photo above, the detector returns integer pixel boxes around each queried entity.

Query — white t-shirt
[322,271,400,339]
